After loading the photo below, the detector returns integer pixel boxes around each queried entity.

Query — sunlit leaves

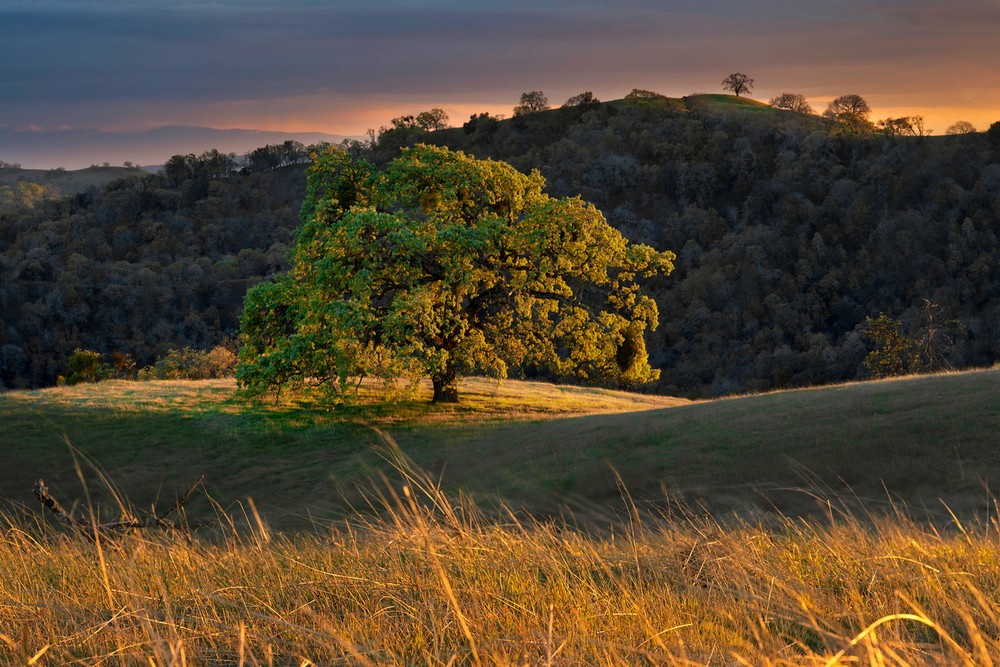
[238,145,674,402]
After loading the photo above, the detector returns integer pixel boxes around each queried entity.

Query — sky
[2,0,999,169]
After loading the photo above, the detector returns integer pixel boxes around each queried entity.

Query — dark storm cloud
[2,0,998,166]
[3,1,655,106]
[2,0,816,118]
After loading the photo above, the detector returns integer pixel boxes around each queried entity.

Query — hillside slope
[3,97,999,396]
[1,370,996,530]
[0,165,149,195]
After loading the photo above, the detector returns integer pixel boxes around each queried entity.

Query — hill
[3,369,997,530]
[0,164,149,195]
[2,97,999,397]
[378,95,1000,396]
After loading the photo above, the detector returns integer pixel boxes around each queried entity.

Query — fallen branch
[32,476,205,538]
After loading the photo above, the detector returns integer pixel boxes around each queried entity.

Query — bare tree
[946,120,977,135]
[909,115,930,137]
[721,73,754,97]
[878,116,915,138]
[768,93,812,114]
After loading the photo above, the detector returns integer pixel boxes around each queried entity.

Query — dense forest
[0,147,308,387]
[2,96,999,396]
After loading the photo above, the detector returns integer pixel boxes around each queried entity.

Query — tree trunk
[431,364,460,403]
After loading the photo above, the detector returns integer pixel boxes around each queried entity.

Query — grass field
[2,371,1000,664]
[2,370,998,531]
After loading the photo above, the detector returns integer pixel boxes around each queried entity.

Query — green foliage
[863,314,919,379]
[7,102,1000,398]
[139,346,236,380]
[238,145,674,402]
[64,349,110,385]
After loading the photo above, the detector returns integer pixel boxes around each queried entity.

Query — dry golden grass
[2,376,686,423]
[3,447,999,666]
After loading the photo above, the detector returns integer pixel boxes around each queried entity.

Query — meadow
[1,370,999,664]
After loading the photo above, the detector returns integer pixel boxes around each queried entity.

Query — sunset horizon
[3,0,998,169]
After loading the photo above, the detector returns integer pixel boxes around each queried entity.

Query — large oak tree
[237,145,674,402]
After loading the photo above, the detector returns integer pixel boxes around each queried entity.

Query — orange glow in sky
[3,0,998,168]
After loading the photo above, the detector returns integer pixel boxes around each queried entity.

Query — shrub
[64,349,111,385]
[139,345,237,380]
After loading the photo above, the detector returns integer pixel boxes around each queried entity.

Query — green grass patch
[2,370,998,531]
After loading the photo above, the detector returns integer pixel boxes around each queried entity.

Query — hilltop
[0,164,150,195]
[3,368,997,530]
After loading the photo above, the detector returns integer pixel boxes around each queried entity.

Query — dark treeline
[3,100,1000,396]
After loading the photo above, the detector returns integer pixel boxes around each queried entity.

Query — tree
[862,314,918,379]
[987,121,1000,148]
[513,90,550,116]
[415,108,449,131]
[878,115,931,138]
[945,120,977,135]
[624,88,666,103]
[877,116,915,138]
[909,115,930,137]
[237,145,674,403]
[564,91,599,108]
[64,349,109,385]
[768,93,812,114]
[463,112,502,136]
[823,94,873,134]
[721,73,754,97]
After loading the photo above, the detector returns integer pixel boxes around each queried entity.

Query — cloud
[1,0,997,161]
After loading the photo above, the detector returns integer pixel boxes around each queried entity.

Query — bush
[139,346,237,380]
[64,349,109,385]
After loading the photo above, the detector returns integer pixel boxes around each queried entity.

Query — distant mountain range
[0,125,360,170]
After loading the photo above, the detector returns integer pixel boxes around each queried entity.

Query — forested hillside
[2,97,999,395]
[417,96,1000,395]
[0,150,305,387]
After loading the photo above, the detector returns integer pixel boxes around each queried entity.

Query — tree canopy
[237,145,674,402]
[513,91,550,117]
[946,120,977,135]
[721,73,754,97]
[768,93,813,114]
[823,94,873,133]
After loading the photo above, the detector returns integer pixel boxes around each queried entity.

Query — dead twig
[32,476,205,540]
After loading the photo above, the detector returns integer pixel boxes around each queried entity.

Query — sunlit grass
[2,369,999,533]
[3,371,1000,662]
[3,450,999,665]
[2,376,685,423]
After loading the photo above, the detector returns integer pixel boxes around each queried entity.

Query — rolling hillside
[2,369,997,531]
[4,95,999,398]
[0,164,150,195]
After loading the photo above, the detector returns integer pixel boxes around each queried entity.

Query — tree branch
[32,476,205,539]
